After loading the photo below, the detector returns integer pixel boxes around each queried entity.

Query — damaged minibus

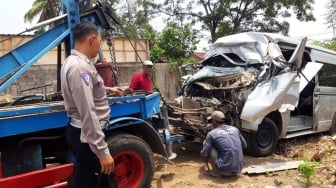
[168,32,336,157]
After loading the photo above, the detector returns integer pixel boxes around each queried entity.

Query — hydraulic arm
[0,0,118,93]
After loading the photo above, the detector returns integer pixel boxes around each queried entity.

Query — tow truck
[0,0,176,187]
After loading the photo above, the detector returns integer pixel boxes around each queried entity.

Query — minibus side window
[319,63,336,87]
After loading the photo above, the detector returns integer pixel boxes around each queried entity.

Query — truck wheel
[246,118,279,157]
[106,134,154,188]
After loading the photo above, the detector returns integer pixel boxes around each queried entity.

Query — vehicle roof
[263,32,336,65]
[208,32,336,65]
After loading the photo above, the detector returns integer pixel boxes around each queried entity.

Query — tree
[325,0,336,38]
[143,22,199,67]
[24,0,199,68]
[24,0,60,23]
[108,0,154,39]
[153,0,315,42]
[311,40,336,51]
[108,0,198,68]
[24,0,62,34]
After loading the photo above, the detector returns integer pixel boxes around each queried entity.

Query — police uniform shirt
[61,49,110,158]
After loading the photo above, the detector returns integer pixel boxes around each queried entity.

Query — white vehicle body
[177,32,336,156]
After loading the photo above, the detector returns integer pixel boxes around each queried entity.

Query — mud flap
[1,144,43,177]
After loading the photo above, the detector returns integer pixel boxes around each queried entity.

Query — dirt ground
[151,133,336,188]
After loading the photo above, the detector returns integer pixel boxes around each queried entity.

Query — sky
[0,0,333,46]
[0,0,37,34]
[287,0,334,40]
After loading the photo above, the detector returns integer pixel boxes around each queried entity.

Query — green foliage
[143,29,162,64]
[108,0,154,39]
[265,170,277,177]
[150,44,165,64]
[324,0,336,32]
[142,28,158,48]
[298,157,320,187]
[34,28,46,35]
[323,147,332,155]
[285,169,289,176]
[24,0,61,23]
[311,39,336,51]
[153,0,315,42]
[25,0,198,68]
[158,22,199,67]
[24,0,61,33]
[143,22,199,68]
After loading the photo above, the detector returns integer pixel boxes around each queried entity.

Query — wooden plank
[242,160,304,174]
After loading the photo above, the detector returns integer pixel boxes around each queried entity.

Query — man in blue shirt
[200,110,247,177]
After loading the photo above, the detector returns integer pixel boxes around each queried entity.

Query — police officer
[200,110,247,178]
[61,22,123,188]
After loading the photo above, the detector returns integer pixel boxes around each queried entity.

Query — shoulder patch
[80,73,90,86]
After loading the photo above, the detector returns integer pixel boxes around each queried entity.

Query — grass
[298,157,320,187]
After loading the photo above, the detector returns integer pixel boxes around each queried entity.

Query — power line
[291,31,334,38]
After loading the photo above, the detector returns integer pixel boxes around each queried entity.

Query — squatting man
[200,110,247,178]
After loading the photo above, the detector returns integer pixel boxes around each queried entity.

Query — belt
[69,117,109,129]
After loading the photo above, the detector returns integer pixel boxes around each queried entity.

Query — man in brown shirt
[61,22,123,188]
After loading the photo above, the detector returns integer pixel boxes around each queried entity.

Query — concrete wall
[2,63,180,101]
[117,63,180,100]
[4,64,58,96]
[0,35,149,65]
[153,63,180,100]
[0,35,180,100]
[116,63,180,100]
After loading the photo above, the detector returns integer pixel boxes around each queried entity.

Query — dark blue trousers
[65,125,116,188]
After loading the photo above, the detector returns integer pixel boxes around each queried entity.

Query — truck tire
[106,134,154,188]
[246,118,279,157]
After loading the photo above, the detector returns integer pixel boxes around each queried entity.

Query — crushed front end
[168,32,306,141]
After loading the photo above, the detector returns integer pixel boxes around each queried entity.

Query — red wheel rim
[114,151,145,188]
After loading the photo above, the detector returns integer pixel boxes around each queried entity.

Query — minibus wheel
[246,118,279,157]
